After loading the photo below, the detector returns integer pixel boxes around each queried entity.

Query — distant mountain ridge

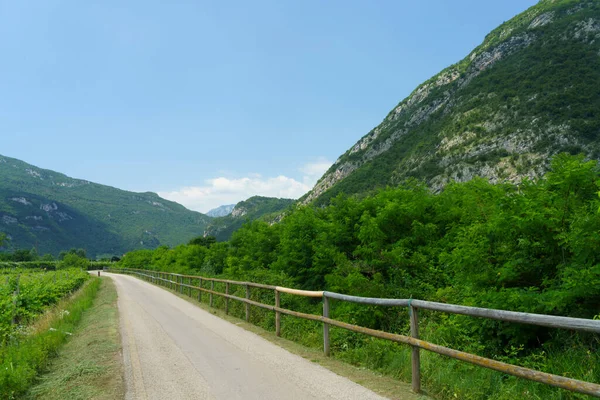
[206,204,235,217]
[0,154,211,257]
[302,0,600,205]
[205,196,294,241]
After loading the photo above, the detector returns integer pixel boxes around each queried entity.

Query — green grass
[25,277,124,400]
[0,277,99,399]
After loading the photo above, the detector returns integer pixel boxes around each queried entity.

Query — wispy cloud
[158,158,333,213]
[299,157,333,184]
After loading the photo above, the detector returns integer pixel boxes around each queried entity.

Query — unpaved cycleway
[106,272,389,400]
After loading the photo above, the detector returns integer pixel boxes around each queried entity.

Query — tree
[59,248,87,260]
[0,233,6,247]
[41,253,55,262]
[12,249,34,262]
[58,253,89,270]
[29,247,39,261]
[188,236,217,248]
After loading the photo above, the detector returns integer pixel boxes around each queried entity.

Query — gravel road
[106,272,390,400]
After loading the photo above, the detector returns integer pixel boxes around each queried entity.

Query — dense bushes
[117,154,600,398]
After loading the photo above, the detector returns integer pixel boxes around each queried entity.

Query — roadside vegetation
[0,267,93,398]
[25,277,124,400]
[0,247,115,271]
[117,153,600,399]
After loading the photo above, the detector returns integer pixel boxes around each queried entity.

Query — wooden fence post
[275,289,281,337]
[225,282,230,314]
[198,278,202,302]
[245,284,250,322]
[410,304,421,393]
[323,295,330,356]
[210,280,214,307]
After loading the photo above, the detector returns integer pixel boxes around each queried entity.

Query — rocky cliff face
[303,0,600,205]
[206,204,235,218]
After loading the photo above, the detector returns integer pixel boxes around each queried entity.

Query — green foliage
[0,276,98,399]
[58,248,86,260]
[58,254,89,270]
[0,154,212,258]
[205,196,294,241]
[188,235,216,248]
[0,261,57,271]
[310,0,600,206]
[118,153,600,399]
[0,268,89,346]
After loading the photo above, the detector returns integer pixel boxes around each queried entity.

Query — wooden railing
[107,267,600,397]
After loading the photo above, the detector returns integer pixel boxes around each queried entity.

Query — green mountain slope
[205,196,294,241]
[0,154,211,257]
[303,0,600,205]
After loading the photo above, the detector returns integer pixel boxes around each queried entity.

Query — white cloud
[158,158,333,213]
[299,157,333,184]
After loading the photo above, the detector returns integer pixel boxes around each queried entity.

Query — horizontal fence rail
[107,267,600,397]
[323,292,600,334]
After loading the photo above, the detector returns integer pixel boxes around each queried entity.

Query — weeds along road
[105,272,390,400]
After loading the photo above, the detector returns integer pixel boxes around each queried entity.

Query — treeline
[118,154,599,398]
[0,247,86,262]
[122,153,599,343]
[0,247,113,270]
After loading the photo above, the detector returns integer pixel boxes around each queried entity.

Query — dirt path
[107,272,390,400]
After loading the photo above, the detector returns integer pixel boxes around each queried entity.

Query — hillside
[0,154,211,257]
[303,0,600,205]
[204,196,294,241]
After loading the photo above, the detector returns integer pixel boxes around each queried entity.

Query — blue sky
[0,0,537,212]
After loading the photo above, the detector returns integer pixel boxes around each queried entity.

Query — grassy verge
[147,278,427,400]
[0,277,99,399]
[25,277,124,400]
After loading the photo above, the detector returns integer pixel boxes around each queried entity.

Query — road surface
[106,272,391,400]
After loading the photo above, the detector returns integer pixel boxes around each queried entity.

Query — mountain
[0,154,212,258]
[303,0,600,205]
[205,196,294,241]
[206,204,235,218]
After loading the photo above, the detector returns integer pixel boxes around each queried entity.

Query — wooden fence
[107,267,600,397]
